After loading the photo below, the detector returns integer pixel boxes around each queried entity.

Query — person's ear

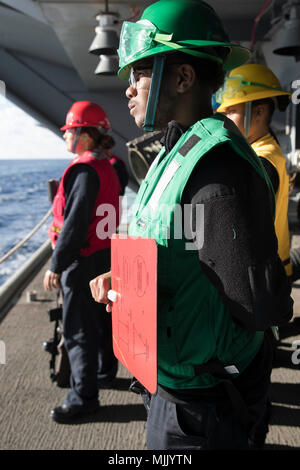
[175,64,196,93]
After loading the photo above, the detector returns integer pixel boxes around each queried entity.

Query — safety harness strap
[129,359,250,432]
[143,55,166,132]
[193,359,250,432]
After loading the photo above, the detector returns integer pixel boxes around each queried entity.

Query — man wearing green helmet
[90,0,293,450]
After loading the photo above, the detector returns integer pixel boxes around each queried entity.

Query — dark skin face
[89,58,216,307]
[125,59,214,131]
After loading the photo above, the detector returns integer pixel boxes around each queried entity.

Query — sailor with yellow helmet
[217,63,292,276]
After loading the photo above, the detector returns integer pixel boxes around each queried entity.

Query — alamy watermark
[0,80,5,98]
[291,340,300,365]
[94,196,205,251]
[291,80,300,105]
[0,340,6,365]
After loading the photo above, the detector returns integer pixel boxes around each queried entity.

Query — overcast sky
[0,95,70,159]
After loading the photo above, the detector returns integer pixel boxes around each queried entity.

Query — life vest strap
[193,359,250,432]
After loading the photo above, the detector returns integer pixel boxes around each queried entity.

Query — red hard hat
[61,101,111,131]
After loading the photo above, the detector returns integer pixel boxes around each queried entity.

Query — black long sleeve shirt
[110,158,129,196]
[50,164,100,274]
[158,121,284,403]
[162,121,279,326]
[260,157,279,194]
[181,143,278,323]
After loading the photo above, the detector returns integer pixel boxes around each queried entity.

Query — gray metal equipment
[273,1,300,60]
[127,131,164,186]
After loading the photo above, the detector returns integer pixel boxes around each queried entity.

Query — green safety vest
[129,113,270,390]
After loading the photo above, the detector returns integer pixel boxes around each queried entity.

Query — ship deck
[1,223,300,450]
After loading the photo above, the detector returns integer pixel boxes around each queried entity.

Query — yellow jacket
[252,133,292,276]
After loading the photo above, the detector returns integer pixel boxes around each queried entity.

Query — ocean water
[0,159,136,287]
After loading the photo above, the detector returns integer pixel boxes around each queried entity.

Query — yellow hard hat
[217,63,291,112]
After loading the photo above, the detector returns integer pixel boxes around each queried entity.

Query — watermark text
[107,453,192,466]
[0,80,5,98]
[94,198,205,251]
[291,340,300,365]
[0,340,6,365]
[291,80,300,104]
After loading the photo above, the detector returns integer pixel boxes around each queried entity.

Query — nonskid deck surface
[1,253,300,450]
[0,263,147,451]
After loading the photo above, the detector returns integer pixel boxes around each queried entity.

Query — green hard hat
[118,0,250,80]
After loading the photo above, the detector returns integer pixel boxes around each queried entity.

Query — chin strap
[72,127,82,153]
[244,102,252,139]
[143,55,166,132]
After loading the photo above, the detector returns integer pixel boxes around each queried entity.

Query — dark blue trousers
[144,393,250,450]
[60,249,117,410]
[144,337,273,450]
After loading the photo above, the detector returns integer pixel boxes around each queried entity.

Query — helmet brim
[118,41,250,80]
[60,123,82,131]
[217,90,291,113]
[60,123,110,132]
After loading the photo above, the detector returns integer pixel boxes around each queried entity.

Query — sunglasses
[128,62,183,89]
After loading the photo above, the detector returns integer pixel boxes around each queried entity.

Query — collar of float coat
[161,120,187,154]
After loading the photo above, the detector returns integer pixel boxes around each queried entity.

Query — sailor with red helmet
[43,101,121,423]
